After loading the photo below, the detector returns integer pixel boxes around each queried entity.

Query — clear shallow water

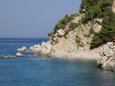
[0,38,115,86]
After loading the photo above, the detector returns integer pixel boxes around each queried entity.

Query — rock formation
[17,46,27,52]
[16,52,23,57]
[29,41,53,56]
[97,42,115,71]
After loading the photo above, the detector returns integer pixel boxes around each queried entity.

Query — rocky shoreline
[97,42,115,72]
[17,41,115,72]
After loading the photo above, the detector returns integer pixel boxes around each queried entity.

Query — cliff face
[52,19,102,54]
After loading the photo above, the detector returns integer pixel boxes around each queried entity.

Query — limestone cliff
[50,18,102,55]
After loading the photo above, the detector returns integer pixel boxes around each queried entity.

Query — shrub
[69,22,79,30]
[80,0,115,49]
[90,12,115,49]
[89,28,95,34]
[81,0,113,23]
[54,15,73,32]
[48,32,55,40]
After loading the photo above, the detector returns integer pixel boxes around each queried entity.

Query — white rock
[29,44,42,53]
[57,29,65,37]
[17,46,27,52]
[16,52,23,57]
[40,41,52,55]
[97,42,115,71]
[94,18,103,24]
[29,41,53,55]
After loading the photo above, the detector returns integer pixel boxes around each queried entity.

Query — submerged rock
[0,55,17,58]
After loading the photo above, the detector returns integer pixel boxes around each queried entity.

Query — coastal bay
[0,38,115,86]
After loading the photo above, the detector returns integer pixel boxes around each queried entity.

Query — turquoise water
[0,38,115,86]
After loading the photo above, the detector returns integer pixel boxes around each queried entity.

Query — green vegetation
[81,0,113,23]
[49,13,80,39]
[76,36,84,49]
[54,15,73,32]
[48,32,55,40]
[48,15,74,39]
[90,12,115,48]
[89,27,95,34]
[91,0,115,49]
[69,22,79,30]
[49,0,115,48]
[80,0,115,49]
[64,21,81,38]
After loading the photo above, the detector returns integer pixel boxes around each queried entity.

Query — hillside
[18,0,115,71]
[27,0,115,55]
[46,0,115,51]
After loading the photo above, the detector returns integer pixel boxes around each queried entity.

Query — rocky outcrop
[29,41,53,56]
[17,46,27,52]
[56,29,65,37]
[16,52,23,57]
[97,42,115,71]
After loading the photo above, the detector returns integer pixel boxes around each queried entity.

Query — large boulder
[97,42,115,71]
[56,29,65,37]
[29,44,41,53]
[16,52,23,57]
[40,41,52,55]
[29,41,53,56]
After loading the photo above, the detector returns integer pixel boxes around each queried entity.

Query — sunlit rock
[97,42,115,71]
[16,52,23,57]
[17,46,27,52]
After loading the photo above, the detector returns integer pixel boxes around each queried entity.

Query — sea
[0,38,115,86]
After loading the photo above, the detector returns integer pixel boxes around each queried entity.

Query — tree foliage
[90,10,115,49]
[54,15,73,32]
[80,0,115,49]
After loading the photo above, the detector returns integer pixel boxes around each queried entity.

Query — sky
[0,0,81,38]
